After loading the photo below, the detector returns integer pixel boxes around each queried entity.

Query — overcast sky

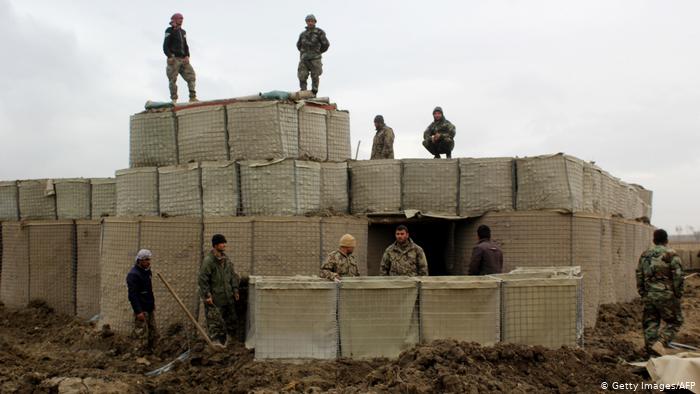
[1,0,698,232]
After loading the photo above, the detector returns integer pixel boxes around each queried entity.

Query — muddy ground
[1,276,698,393]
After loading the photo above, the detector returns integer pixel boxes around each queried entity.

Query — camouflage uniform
[320,249,360,280]
[380,239,429,276]
[636,244,684,353]
[131,312,158,351]
[371,125,395,159]
[163,26,196,101]
[422,109,456,158]
[199,249,239,344]
[296,26,330,93]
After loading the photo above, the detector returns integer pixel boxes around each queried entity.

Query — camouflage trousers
[297,57,323,92]
[204,302,237,344]
[166,57,196,100]
[131,311,158,351]
[422,138,454,158]
[642,294,683,349]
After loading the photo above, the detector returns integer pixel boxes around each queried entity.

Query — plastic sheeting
[129,111,178,168]
[349,160,401,213]
[320,162,348,213]
[201,161,239,217]
[76,220,101,319]
[158,163,202,217]
[458,157,514,217]
[116,167,159,217]
[516,154,584,212]
[0,181,19,220]
[18,179,56,220]
[401,159,459,216]
[55,178,91,220]
[176,105,230,163]
[90,178,116,219]
[0,222,29,308]
[298,105,328,161]
[327,110,351,161]
[228,101,299,160]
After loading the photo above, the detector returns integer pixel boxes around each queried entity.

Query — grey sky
[1,0,698,232]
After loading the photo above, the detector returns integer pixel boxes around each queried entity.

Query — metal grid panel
[401,159,459,216]
[611,180,627,218]
[515,154,584,212]
[253,217,321,276]
[201,161,238,217]
[90,178,116,219]
[176,105,229,163]
[254,280,338,360]
[129,111,178,168]
[327,110,351,161]
[18,179,56,220]
[572,215,602,328]
[55,178,91,219]
[349,160,401,213]
[623,222,638,301]
[28,221,75,316]
[320,217,369,276]
[610,219,628,303]
[458,157,514,217]
[338,278,419,359]
[0,181,19,220]
[100,219,140,334]
[0,222,29,308]
[240,160,320,216]
[320,162,348,213]
[600,172,616,216]
[158,163,202,217]
[228,101,299,160]
[116,168,159,217]
[140,217,202,333]
[76,220,101,319]
[203,217,253,277]
[582,163,603,215]
[298,106,328,161]
[598,219,616,305]
[501,278,579,348]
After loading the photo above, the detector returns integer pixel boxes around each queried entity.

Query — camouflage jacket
[423,118,456,143]
[198,250,239,306]
[320,250,360,280]
[371,125,395,159]
[380,239,428,276]
[296,27,329,60]
[636,245,684,298]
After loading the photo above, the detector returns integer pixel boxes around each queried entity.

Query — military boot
[300,81,308,91]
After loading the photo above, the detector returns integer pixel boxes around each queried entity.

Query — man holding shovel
[126,249,158,353]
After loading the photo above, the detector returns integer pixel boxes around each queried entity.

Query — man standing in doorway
[126,249,158,353]
[199,234,240,347]
[163,13,197,103]
[467,225,503,275]
[320,234,361,281]
[380,225,428,276]
[296,14,330,96]
[422,106,456,158]
[370,115,395,159]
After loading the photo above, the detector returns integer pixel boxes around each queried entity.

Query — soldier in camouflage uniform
[380,225,429,276]
[320,234,360,281]
[636,229,684,356]
[199,234,240,346]
[422,106,456,159]
[296,14,330,96]
[371,115,395,160]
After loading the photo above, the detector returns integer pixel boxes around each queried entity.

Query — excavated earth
[1,276,698,393]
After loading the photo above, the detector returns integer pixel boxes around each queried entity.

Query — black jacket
[126,264,155,314]
[163,26,190,58]
[467,239,504,275]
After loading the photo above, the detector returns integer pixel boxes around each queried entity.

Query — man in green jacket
[199,234,239,346]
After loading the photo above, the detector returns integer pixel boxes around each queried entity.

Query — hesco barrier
[158,163,202,217]
[90,178,116,219]
[320,162,348,213]
[239,159,321,216]
[201,161,239,217]
[116,167,159,217]
[0,181,19,220]
[349,160,401,213]
[401,159,459,216]
[227,101,299,160]
[0,222,29,308]
[298,105,328,161]
[458,157,514,217]
[327,110,351,161]
[516,153,584,213]
[129,111,177,168]
[55,178,91,220]
[18,179,56,220]
[76,220,101,319]
[583,163,604,215]
[253,217,322,276]
[177,105,229,163]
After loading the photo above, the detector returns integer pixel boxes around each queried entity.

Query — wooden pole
[355,140,361,160]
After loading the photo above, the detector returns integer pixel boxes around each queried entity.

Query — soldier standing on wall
[370,115,395,160]
[320,234,361,282]
[126,249,158,353]
[422,106,456,159]
[163,13,197,103]
[296,14,330,96]
[380,225,429,276]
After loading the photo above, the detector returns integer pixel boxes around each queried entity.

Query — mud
[1,276,698,393]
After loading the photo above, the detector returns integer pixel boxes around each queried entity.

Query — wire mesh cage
[18,179,56,220]
[55,178,91,220]
[349,160,401,214]
[90,178,116,219]
[201,161,239,217]
[401,159,459,215]
[158,163,202,217]
[252,217,322,276]
[227,101,299,160]
[0,181,19,220]
[176,105,230,163]
[582,163,604,215]
[458,157,514,217]
[327,110,351,161]
[0,222,29,308]
[76,220,101,319]
[298,105,328,161]
[116,167,159,217]
[571,214,603,328]
[320,162,348,213]
[515,153,584,212]
[129,111,178,168]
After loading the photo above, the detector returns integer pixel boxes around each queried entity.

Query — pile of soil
[1,276,698,393]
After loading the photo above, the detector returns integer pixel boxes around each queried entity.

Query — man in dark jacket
[422,106,456,158]
[126,249,158,352]
[199,234,240,346]
[467,225,503,275]
[163,12,197,103]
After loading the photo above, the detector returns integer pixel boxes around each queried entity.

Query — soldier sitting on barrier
[422,106,456,159]
[380,225,428,276]
[126,249,158,353]
[320,234,360,282]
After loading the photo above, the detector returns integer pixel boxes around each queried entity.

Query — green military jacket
[199,250,239,306]
[380,239,428,276]
[371,125,395,159]
[320,249,360,280]
[296,26,329,60]
[636,244,684,298]
[423,118,456,144]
